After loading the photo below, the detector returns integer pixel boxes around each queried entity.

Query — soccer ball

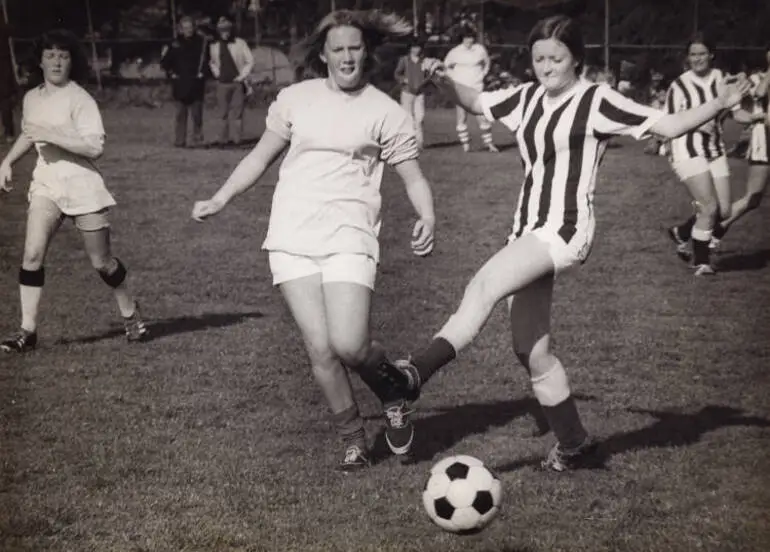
[422,455,502,533]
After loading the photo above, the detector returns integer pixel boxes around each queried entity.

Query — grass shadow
[55,311,265,345]
[716,248,770,272]
[493,404,770,473]
[369,394,596,465]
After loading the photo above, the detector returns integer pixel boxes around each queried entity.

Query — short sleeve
[265,86,292,140]
[378,103,419,165]
[480,82,533,132]
[72,90,105,138]
[592,84,664,140]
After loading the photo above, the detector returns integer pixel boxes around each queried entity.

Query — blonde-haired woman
[192,10,436,470]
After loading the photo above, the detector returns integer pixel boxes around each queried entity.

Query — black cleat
[666,226,691,262]
[124,303,150,343]
[0,330,37,353]
[541,437,606,472]
[384,400,415,458]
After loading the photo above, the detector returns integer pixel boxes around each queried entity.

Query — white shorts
[509,224,595,274]
[671,155,730,181]
[268,251,377,290]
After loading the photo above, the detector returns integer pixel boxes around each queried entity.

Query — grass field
[1,102,769,552]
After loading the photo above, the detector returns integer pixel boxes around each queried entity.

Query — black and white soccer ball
[422,455,502,533]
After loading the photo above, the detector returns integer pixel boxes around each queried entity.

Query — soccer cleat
[693,263,716,276]
[338,444,371,472]
[709,237,721,252]
[384,400,415,458]
[541,436,604,472]
[461,143,470,153]
[487,144,500,153]
[666,226,691,261]
[393,358,422,402]
[0,330,37,353]
[123,303,150,342]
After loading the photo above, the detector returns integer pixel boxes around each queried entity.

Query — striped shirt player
[666,68,731,181]
[747,71,769,165]
[478,79,663,270]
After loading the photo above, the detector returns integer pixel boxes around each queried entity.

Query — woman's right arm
[0,134,34,190]
[426,59,484,115]
[192,129,288,220]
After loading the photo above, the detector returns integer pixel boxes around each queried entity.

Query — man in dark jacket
[161,16,208,147]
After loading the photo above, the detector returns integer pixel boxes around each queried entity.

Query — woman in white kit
[0,30,148,353]
[192,10,436,471]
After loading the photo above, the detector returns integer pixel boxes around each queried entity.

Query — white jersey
[481,81,663,245]
[262,79,419,261]
[444,43,489,90]
[666,69,728,162]
[747,71,769,164]
[22,82,114,215]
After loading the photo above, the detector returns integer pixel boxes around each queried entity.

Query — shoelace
[385,404,414,429]
[3,333,31,349]
[344,446,364,464]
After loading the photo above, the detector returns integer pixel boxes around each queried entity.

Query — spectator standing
[0,21,17,142]
[209,16,254,147]
[161,16,208,148]
[394,39,429,149]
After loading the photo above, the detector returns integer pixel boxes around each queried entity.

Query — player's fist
[191,198,225,221]
[719,72,751,109]
[0,163,12,193]
[411,217,435,257]
[421,57,445,79]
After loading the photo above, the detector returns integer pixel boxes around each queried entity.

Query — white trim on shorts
[671,155,730,181]
[268,251,378,290]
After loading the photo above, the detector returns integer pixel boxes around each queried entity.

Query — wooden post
[0,0,18,84]
[85,0,102,90]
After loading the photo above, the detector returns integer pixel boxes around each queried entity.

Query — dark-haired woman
[0,30,148,352]
[389,16,750,471]
[191,11,436,470]
[664,34,753,274]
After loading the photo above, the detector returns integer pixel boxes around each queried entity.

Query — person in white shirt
[444,26,498,152]
[209,16,254,146]
[191,10,436,471]
[0,30,148,353]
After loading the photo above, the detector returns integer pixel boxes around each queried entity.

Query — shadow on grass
[423,140,518,152]
[369,394,596,465]
[493,404,770,473]
[55,311,265,345]
[716,248,770,272]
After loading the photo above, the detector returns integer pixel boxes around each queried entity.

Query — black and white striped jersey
[747,71,769,164]
[481,81,662,244]
[666,69,727,161]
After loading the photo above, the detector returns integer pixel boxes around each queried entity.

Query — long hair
[27,29,91,87]
[527,15,585,76]
[295,10,412,79]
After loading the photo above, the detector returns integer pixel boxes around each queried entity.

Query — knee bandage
[19,267,45,287]
[99,258,127,288]
[531,363,570,407]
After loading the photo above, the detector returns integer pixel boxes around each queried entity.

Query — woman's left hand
[411,217,435,257]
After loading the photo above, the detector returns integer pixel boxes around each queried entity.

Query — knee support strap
[99,258,127,288]
[19,267,45,287]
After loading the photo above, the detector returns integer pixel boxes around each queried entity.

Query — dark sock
[412,337,457,385]
[540,396,587,451]
[677,216,696,241]
[692,238,711,265]
[331,405,366,449]
[712,222,727,240]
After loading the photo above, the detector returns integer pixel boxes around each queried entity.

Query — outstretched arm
[192,129,288,220]
[650,75,752,139]
[424,59,484,115]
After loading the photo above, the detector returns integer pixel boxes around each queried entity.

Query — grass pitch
[0,103,768,552]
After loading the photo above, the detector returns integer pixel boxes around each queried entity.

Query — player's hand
[191,198,225,221]
[0,163,12,193]
[411,217,435,257]
[719,73,751,109]
[421,58,446,79]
